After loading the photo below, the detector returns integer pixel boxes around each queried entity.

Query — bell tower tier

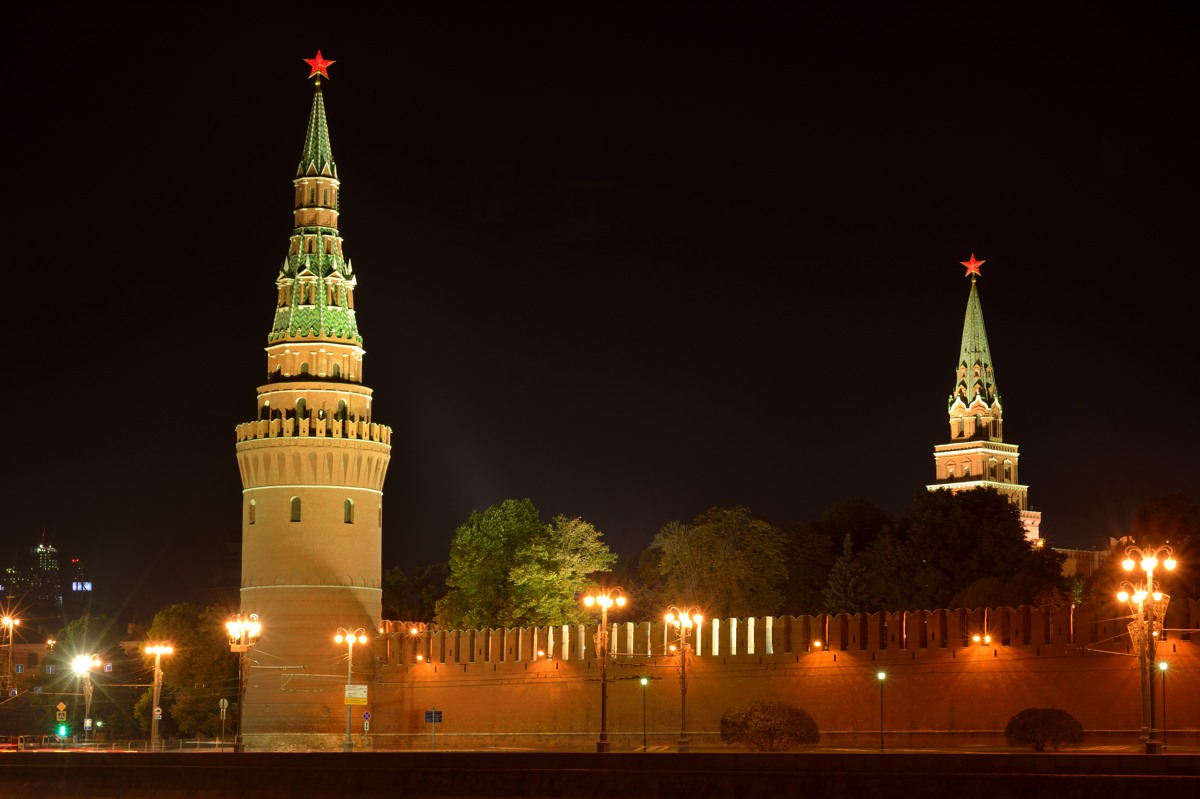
[926,255,1042,543]
[235,54,392,750]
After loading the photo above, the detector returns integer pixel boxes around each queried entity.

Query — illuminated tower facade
[234,53,391,747]
[927,255,1042,543]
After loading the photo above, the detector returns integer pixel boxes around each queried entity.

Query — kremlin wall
[242,599,1200,751]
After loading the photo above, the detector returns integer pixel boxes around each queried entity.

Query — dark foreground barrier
[2,750,1198,798]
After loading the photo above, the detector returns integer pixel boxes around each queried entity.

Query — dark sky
[6,5,1198,617]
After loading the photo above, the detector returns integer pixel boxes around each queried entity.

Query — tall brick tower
[927,255,1042,543]
[234,53,392,748]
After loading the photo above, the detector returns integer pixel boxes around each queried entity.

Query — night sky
[7,5,1198,618]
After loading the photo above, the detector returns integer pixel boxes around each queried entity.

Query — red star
[960,253,985,277]
[304,50,335,79]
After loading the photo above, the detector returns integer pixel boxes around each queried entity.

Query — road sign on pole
[344,684,368,705]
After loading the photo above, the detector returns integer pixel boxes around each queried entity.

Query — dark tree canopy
[641,506,787,618]
[844,488,1065,612]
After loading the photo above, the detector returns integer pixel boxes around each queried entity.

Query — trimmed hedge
[719,700,820,752]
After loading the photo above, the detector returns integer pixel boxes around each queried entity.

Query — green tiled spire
[268,78,360,345]
[297,80,337,178]
[950,275,997,407]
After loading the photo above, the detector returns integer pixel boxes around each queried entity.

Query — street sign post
[344,684,368,705]
[425,708,443,750]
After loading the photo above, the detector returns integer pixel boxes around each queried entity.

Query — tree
[883,488,1064,610]
[133,603,237,738]
[823,534,870,614]
[719,700,819,751]
[434,499,617,629]
[783,522,835,615]
[642,507,788,618]
[383,562,450,622]
[1004,707,1084,751]
[789,498,889,615]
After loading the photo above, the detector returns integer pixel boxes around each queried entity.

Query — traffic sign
[362,711,371,721]
[56,711,66,721]
[424,709,443,723]
[153,707,163,720]
[363,720,370,732]
[344,684,368,705]
[219,698,229,710]
[84,718,92,731]
[56,702,67,712]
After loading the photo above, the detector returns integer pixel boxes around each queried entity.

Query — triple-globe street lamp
[1116,543,1177,754]
[582,587,626,753]
[226,613,262,752]
[334,627,368,752]
[144,644,174,752]
[664,605,702,754]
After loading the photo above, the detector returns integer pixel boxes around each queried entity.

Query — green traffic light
[57,724,68,738]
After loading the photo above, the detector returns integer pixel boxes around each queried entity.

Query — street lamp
[664,605,701,753]
[1158,660,1168,747]
[334,627,368,752]
[72,654,101,744]
[144,644,174,752]
[1116,543,1177,754]
[1,615,18,692]
[582,586,627,753]
[639,677,649,751]
[226,613,262,752]
[877,671,887,751]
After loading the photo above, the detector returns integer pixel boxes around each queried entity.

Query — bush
[1004,707,1084,751]
[719,700,819,752]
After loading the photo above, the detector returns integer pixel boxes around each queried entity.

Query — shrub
[1004,707,1084,751]
[719,700,819,752]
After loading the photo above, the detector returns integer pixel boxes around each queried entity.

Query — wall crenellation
[379,599,1200,667]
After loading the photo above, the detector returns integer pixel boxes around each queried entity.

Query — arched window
[323,187,329,206]
[290,497,302,522]
[344,499,354,524]
[332,363,341,379]
[248,500,256,525]
[296,398,307,419]
[300,363,310,375]
[309,187,315,204]
[336,400,347,421]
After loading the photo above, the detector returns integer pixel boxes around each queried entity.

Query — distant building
[926,255,1043,544]
[0,533,94,627]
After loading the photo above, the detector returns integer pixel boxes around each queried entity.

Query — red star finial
[960,253,985,277]
[304,50,335,80]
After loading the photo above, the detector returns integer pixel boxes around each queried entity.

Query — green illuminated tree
[133,603,237,738]
[434,499,616,629]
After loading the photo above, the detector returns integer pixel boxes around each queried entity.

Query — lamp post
[71,654,101,744]
[582,586,626,753]
[877,671,887,751]
[664,605,701,753]
[226,613,262,752]
[335,627,367,752]
[1116,543,1176,754]
[1158,660,1168,747]
[1,615,18,692]
[640,677,649,751]
[144,644,174,752]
